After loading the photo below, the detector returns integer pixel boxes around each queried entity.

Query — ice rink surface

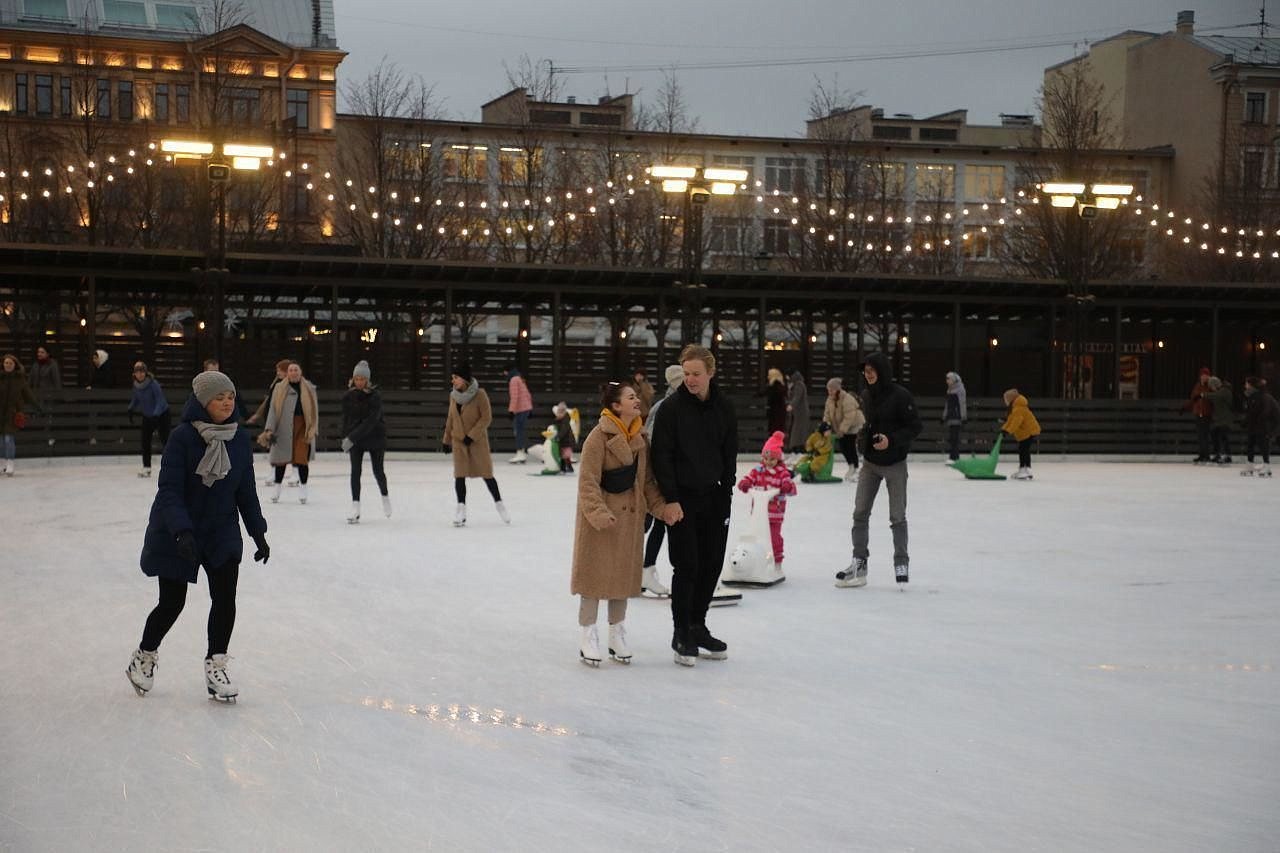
[1,453,1277,852]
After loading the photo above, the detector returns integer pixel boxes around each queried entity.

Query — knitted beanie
[664,364,684,388]
[826,377,842,392]
[353,360,371,380]
[192,370,235,405]
[453,361,473,382]
[762,430,786,458]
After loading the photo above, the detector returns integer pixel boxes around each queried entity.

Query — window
[764,157,804,193]
[709,216,749,254]
[712,154,754,182]
[872,125,912,140]
[102,0,147,24]
[60,76,71,116]
[529,109,572,125]
[919,127,958,142]
[286,175,311,218]
[223,87,261,128]
[286,89,309,130]
[35,74,53,116]
[175,84,189,123]
[154,3,197,29]
[444,145,487,181]
[579,112,622,127]
[96,79,111,119]
[21,0,69,20]
[863,161,906,198]
[15,74,28,114]
[498,147,539,184]
[763,219,792,254]
[1242,149,1265,188]
[915,163,955,201]
[1245,91,1267,124]
[117,80,133,120]
[963,164,1004,201]
[154,83,169,122]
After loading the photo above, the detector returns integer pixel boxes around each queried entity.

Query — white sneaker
[608,622,631,663]
[579,624,602,667]
[204,654,237,702]
[835,558,868,588]
[269,482,282,503]
[453,503,467,527]
[641,565,670,597]
[509,450,528,464]
[382,494,393,517]
[347,501,360,523]
[298,483,308,504]
[126,648,158,696]
[138,467,152,478]
[495,501,511,524]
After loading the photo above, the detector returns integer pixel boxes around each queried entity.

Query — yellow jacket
[1001,395,1042,441]
[803,430,833,471]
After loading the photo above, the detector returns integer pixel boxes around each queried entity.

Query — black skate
[672,630,698,667]
[690,625,727,660]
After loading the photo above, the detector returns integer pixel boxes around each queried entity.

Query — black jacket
[1243,389,1280,436]
[341,386,388,451]
[651,381,738,501]
[859,352,923,466]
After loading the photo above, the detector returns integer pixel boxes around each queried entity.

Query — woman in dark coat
[127,360,171,477]
[126,371,269,703]
[1,354,38,476]
[764,367,787,436]
[341,360,390,523]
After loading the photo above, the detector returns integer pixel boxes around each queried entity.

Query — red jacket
[1182,381,1212,418]
[737,463,797,517]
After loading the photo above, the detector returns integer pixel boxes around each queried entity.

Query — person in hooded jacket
[28,346,61,394]
[341,360,390,522]
[1241,377,1280,476]
[86,348,115,389]
[126,371,269,702]
[651,345,738,666]
[128,360,171,477]
[943,372,967,461]
[1000,388,1042,480]
[835,352,922,589]
[785,371,811,453]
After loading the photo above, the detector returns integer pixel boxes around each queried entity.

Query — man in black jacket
[836,352,922,588]
[651,345,739,666]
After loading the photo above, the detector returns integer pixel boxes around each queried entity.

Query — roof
[0,0,337,49]
[1191,34,1280,67]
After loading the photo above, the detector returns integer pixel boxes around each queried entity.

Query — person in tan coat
[444,361,509,527]
[822,377,865,481]
[571,381,670,666]
[260,361,318,504]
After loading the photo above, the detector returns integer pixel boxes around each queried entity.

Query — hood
[95,349,109,366]
[864,352,893,383]
[789,371,805,383]
[945,371,963,388]
[181,395,210,423]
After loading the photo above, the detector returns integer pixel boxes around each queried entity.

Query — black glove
[175,531,198,563]
[252,533,270,564]
[462,435,474,446]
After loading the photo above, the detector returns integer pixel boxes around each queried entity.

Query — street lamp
[1038,180,1134,399]
[161,138,274,362]
[651,164,749,343]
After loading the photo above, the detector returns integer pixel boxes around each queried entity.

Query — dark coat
[88,360,115,389]
[140,396,267,583]
[128,376,170,418]
[554,416,576,451]
[651,380,739,501]
[1244,389,1280,436]
[0,369,37,436]
[341,386,387,451]
[859,352,923,466]
[27,358,61,393]
[1205,385,1235,429]
[765,380,787,434]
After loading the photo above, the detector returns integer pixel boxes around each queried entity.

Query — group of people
[1183,368,1280,474]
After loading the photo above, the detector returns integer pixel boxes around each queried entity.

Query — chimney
[566,95,577,104]
[1176,10,1194,35]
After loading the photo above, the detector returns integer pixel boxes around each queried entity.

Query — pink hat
[762,431,786,458]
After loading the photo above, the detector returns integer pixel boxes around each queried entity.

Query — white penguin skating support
[722,488,785,587]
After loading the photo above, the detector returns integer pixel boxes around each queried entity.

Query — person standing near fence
[128,361,171,478]
[823,377,865,481]
[341,360,391,522]
[943,372,967,461]
[28,346,60,449]
[445,361,510,527]
[1241,377,1279,477]
[786,371,810,453]
[1000,388,1042,481]
[86,349,115,389]
[1,354,38,477]
[1181,367,1214,464]
[506,365,534,464]
[764,368,787,437]
[1205,376,1235,465]
[261,362,318,504]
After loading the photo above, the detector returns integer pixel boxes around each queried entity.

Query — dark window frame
[117,79,133,121]
[154,83,169,123]
[96,78,111,119]
[34,74,53,116]
[15,73,29,114]
[286,88,309,130]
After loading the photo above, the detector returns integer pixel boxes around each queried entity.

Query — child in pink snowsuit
[737,431,797,567]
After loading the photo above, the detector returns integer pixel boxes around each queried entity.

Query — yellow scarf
[600,408,642,439]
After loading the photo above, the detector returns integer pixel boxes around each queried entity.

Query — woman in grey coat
[261,362,319,504]
[786,371,810,453]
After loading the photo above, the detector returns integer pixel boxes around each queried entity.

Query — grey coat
[786,372,810,446]
[263,380,317,466]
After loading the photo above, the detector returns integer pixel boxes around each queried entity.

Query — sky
[330,1,1261,137]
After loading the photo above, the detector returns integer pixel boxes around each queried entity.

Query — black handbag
[600,459,638,494]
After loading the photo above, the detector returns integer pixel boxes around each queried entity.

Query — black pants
[1246,434,1272,464]
[1018,436,1036,468]
[350,448,388,501]
[456,477,501,503]
[274,463,309,484]
[140,561,239,658]
[666,490,730,634]
[1211,427,1231,459]
[140,411,172,468]
[838,434,859,468]
[643,513,667,568]
[1196,417,1212,458]
[947,424,962,460]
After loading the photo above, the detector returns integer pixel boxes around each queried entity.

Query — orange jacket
[1000,395,1042,441]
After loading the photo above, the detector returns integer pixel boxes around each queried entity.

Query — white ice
[1,455,1278,852]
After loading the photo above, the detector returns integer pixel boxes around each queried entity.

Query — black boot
[671,629,698,667]
[690,624,727,660]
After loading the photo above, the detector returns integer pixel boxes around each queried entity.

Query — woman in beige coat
[261,361,318,504]
[822,377,866,481]
[570,381,669,666]
[444,361,510,527]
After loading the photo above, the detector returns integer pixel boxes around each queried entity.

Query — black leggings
[140,561,239,658]
[643,513,667,568]
[274,463,309,484]
[1018,437,1036,468]
[140,412,172,468]
[1246,434,1272,464]
[838,434,859,468]
[666,492,731,633]
[456,477,501,503]
[350,449,388,500]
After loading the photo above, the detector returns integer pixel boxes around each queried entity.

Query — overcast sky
[332,1,1260,137]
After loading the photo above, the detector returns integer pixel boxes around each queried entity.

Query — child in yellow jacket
[1000,388,1041,480]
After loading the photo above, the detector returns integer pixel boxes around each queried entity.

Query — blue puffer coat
[140,396,267,583]
[128,376,170,418]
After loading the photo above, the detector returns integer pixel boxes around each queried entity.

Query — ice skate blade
[347,517,360,524]
[673,651,696,667]
[579,653,601,668]
[835,577,867,588]
[608,650,632,664]
[697,649,728,660]
[207,690,238,703]
[722,576,785,588]
[640,589,671,599]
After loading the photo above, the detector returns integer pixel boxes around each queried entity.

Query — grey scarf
[191,420,239,487]
[450,378,480,406]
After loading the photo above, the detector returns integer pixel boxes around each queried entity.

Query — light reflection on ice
[360,696,575,736]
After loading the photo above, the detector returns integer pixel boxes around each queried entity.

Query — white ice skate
[347,501,361,523]
[382,494,393,517]
[641,565,670,598]
[126,648,158,696]
[722,487,785,588]
[608,622,631,663]
[843,466,859,482]
[1012,467,1033,480]
[3,459,14,476]
[298,483,308,504]
[268,482,282,503]
[835,557,868,588]
[138,467,152,478]
[287,476,300,487]
[261,474,275,487]
[453,503,467,527]
[895,564,910,588]
[579,624,602,667]
[1241,464,1257,477]
[509,449,528,464]
[495,501,511,524]
[204,655,237,703]
[1261,465,1274,477]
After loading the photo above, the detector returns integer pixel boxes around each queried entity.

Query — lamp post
[160,139,274,363]
[1038,181,1134,399]
[650,165,749,344]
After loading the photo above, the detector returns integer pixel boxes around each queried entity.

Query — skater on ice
[727,430,797,586]
[506,364,534,464]
[651,345,738,666]
[822,377,865,481]
[552,401,577,474]
[795,422,837,483]
[999,388,1041,481]
[128,361,171,478]
[836,352,921,589]
[1205,376,1235,464]
[942,372,967,462]
[639,364,685,598]
[260,361,318,503]
[763,367,787,438]
[1241,377,1279,476]
[0,353,38,477]
[785,370,810,453]
[444,361,510,526]
[341,360,391,522]
[1181,367,1214,463]
[126,370,269,702]
[570,381,670,666]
